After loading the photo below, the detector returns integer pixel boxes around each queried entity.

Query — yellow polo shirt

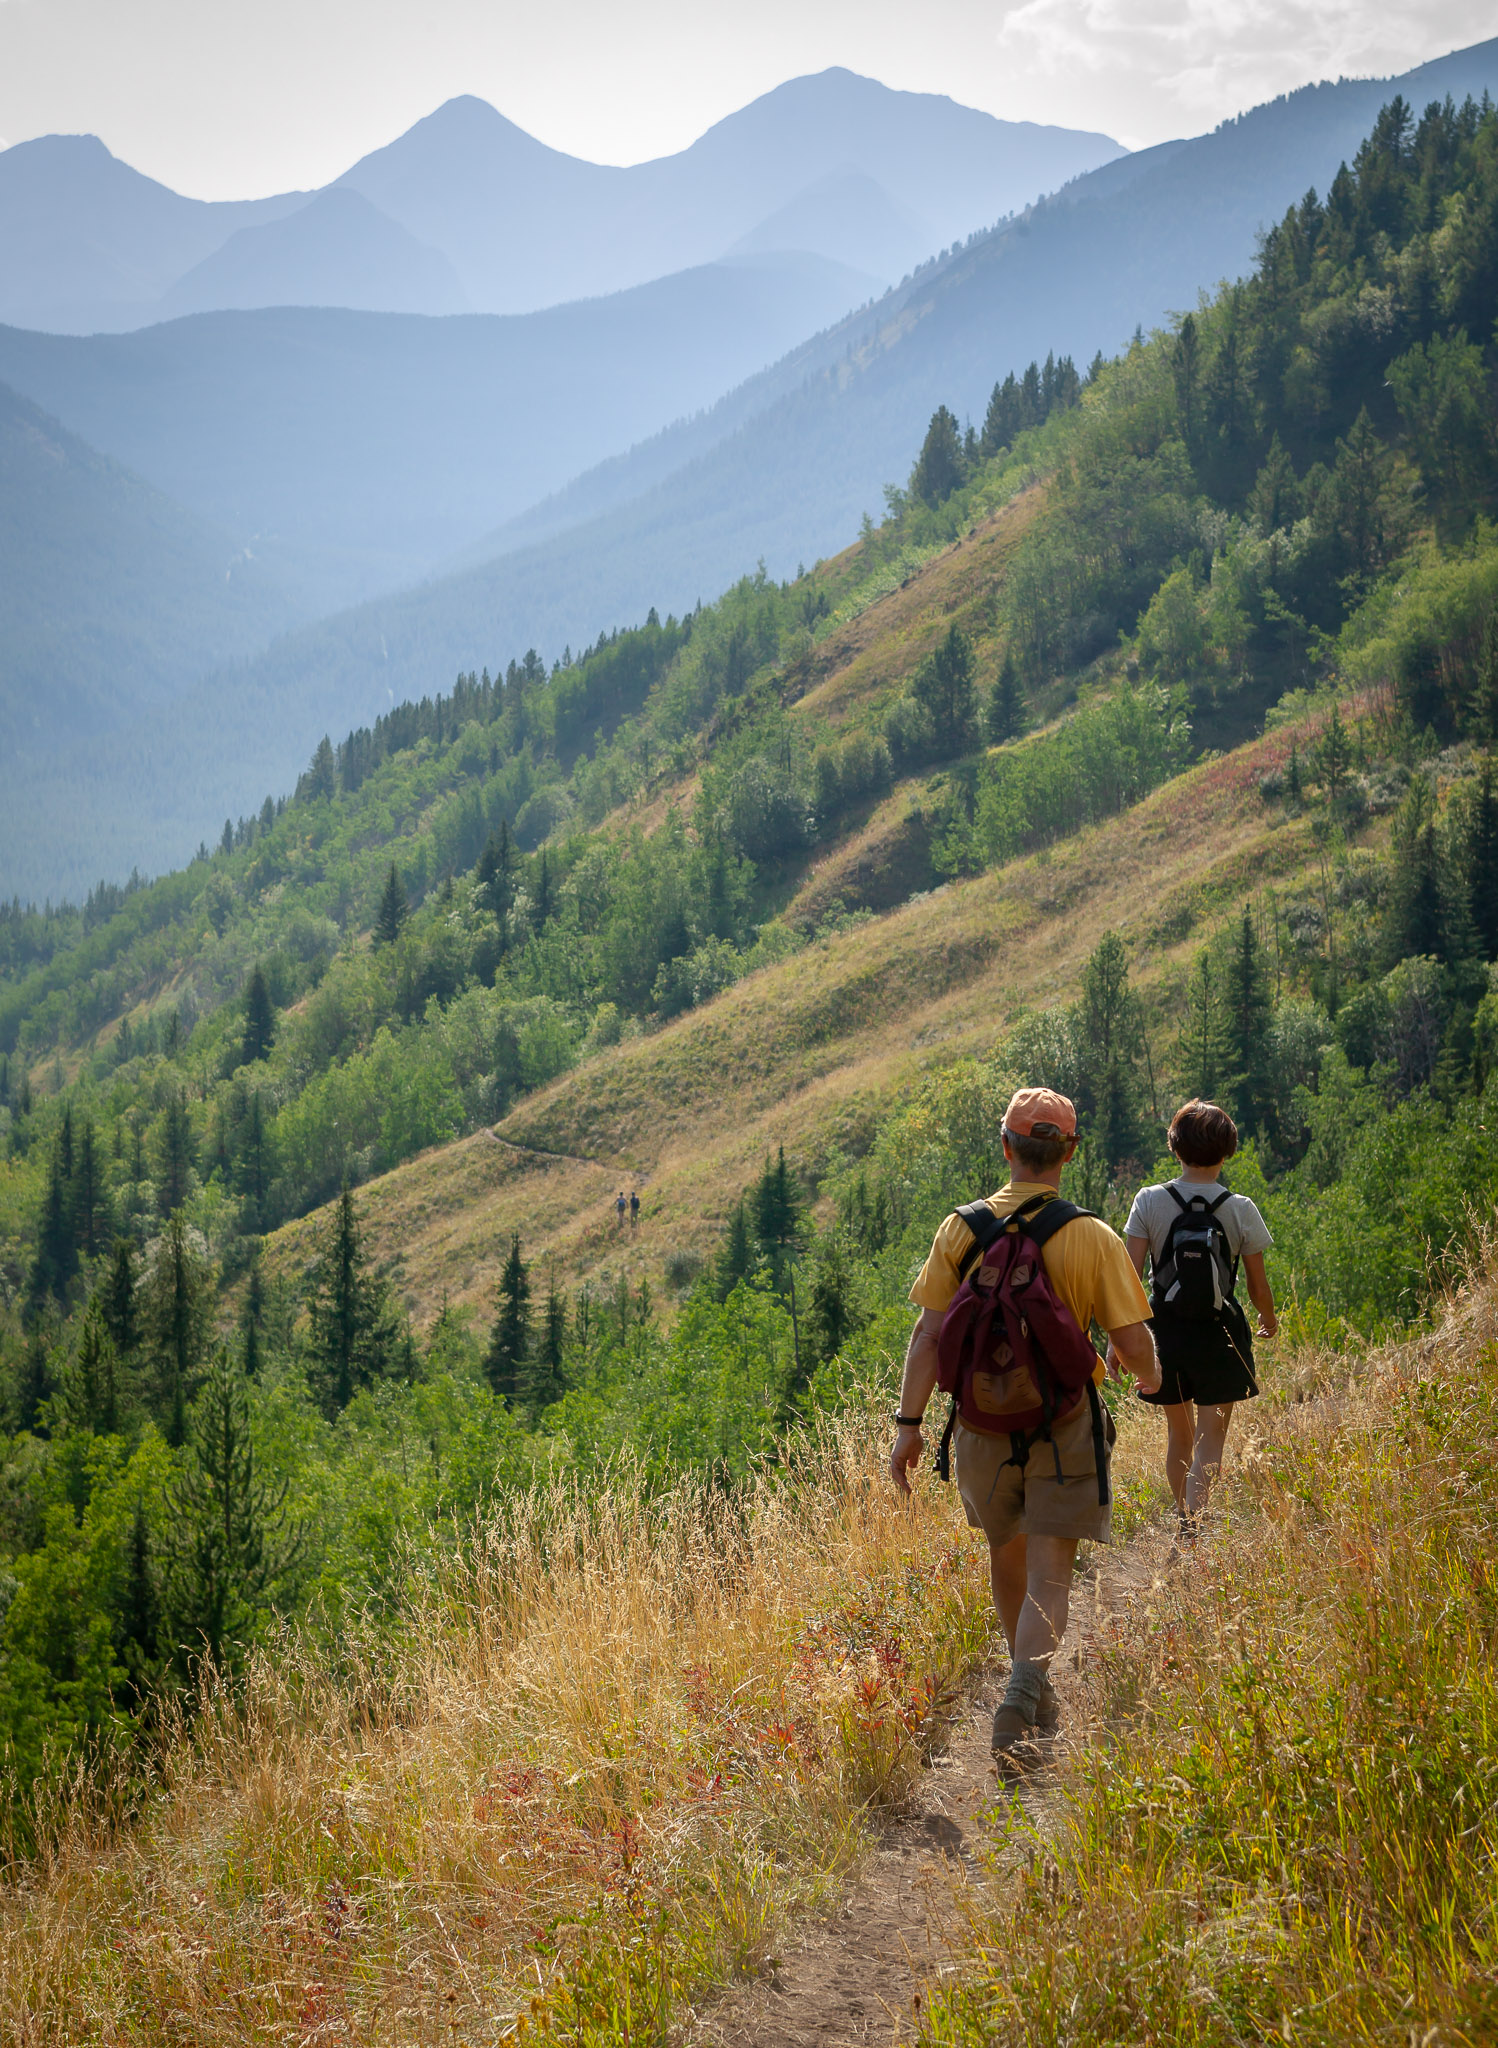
[909,1182,1151,1379]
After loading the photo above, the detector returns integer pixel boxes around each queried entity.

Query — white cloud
[994,0,1492,137]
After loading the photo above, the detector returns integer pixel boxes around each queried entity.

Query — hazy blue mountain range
[0,250,882,610]
[159,187,471,319]
[0,134,307,333]
[7,37,1498,900]
[0,71,1122,332]
[335,72,1124,313]
[0,381,300,768]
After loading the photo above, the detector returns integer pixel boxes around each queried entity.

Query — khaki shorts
[954,1397,1113,1548]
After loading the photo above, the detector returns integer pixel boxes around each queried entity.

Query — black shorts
[1141,1301,1259,1408]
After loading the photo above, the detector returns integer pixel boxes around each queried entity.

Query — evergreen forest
[5,90,1498,1845]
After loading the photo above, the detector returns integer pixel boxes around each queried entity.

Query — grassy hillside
[282,723,1312,1326]
[13,46,1498,899]
[5,89,1498,1892]
[4,1265,1496,2039]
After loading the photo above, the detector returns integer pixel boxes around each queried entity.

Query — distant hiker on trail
[889,1088,1159,1769]
[629,1190,641,1227]
[1124,1098,1277,1544]
[615,1191,627,1228]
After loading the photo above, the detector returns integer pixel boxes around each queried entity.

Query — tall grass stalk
[0,1407,989,2045]
[920,1256,1498,2047]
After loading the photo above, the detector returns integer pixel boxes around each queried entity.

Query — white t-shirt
[1124,1178,1273,1274]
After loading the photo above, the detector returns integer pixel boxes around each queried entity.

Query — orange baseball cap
[1003,1087,1078,1139]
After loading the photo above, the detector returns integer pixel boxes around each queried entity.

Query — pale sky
[0,0,1493,199]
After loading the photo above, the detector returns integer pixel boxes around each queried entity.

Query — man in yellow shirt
[889,1088,1159,1761]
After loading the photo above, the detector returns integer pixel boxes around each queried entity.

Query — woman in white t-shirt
[1124,1099,1278,1536]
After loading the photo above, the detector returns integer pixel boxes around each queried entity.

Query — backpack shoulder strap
[1164,1183,1190,1213]
[1204,1188,1233,1214]
[953,1199,1006,1281]
[1020,1197,1097,1249]
[953,1193,1050,1279]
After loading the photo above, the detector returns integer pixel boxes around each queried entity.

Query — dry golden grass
[0,1408,992,2046]
[918,1251,1498,2047]
[265,717,1322,1330]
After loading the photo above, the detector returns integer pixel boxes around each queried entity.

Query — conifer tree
[118,1497,161,1703]
[27,1137,77,1314]
[984,652,1026,744]
[101,1237,138,1356]
[70,1117,108,1260]
[242,1259,266,1378]
[484,1234,532,1405]
[15,1329,54,1434]
[1386,777,1471,966]
[753,1147,804,1292]
[142,1211,211,1446]
[909,406,966,507]
[529,1276,568,1411]
[534,848,554,929]
[154,1092,195,1218]
[912,625,977,754]
[236,1089,271,1228]
[476,821,516,918]
[61,1304,120,1436]
[164,1348,299,1675]
[1077,933,1147,1166]
[981,372,1021,456]
[305,1184,398,1413]
[374,863,409,946]
[1468,613,1498,747]
[1467,757,1498,958]
[806,1237,859,1366]
[1223,907,1276,1136]
[241,965,276,1067]
[1178,951,1231,1103]
[715,1197,754,1301]
[1316,704,1354,805]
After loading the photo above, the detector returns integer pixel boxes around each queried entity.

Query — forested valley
[4,88,1498,1880]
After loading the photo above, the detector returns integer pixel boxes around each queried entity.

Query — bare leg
[1012,1535,1078,1675]
[992,1535,1077,1754]
[990,1533,1027,1652]
[1162,1402,1195,1513]
[1186,1402,1234,1520]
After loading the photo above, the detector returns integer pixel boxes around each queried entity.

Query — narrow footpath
[690,1531,1167,2047]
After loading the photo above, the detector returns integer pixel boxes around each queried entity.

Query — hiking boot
[990,1703,1043,1774]
[1034,1676,1061,1736]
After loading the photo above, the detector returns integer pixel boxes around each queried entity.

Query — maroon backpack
[934,1193,1110,1503]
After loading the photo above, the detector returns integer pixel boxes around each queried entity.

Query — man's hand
[1107,1319,1161,1396]
[889,1422,924,1495]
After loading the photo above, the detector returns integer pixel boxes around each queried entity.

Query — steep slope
[0,381,300,769]
[22,32,1490,894]
[260,600,1307,1326]
[158,187,470,318]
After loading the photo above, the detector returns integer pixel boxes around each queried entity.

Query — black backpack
[1152,1185,1237,1321]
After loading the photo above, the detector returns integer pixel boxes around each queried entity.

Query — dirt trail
[691,1532,1167,2047]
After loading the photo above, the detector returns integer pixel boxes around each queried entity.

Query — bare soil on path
[690,1530,1167,2047]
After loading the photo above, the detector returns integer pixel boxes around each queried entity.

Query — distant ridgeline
[4,92,1498,1824]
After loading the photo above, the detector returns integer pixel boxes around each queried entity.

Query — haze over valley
[7,17,1498,2033]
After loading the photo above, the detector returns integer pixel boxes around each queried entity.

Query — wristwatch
[893,1412,925,1427]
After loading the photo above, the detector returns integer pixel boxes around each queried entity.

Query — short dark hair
[1168,1099,1239,1167]
[1002,1125,1076,1172]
